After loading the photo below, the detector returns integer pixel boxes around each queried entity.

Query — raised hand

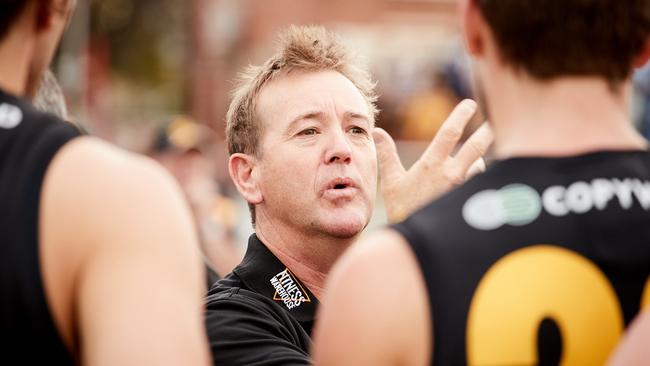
[374,99,493,223]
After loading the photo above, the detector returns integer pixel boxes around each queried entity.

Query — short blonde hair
[226,25,378,157]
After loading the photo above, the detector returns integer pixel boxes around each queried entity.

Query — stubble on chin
[305,212,364,239]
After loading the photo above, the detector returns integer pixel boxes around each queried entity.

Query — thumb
[372,127,405,185]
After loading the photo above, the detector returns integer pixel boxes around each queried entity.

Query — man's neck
[254,212,358,299]
[0,12,36,97]
[485,73,648,159]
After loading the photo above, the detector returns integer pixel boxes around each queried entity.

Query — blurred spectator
[149,116,244,284]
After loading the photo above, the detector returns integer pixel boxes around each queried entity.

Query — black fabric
[0,89,80,363]
[394,150,650,366]
[205,234,318,365]
[205,262,221,290]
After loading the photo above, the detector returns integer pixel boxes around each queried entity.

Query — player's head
[1,0,76,98]
[226,25,378,239]
[462,0,650,89]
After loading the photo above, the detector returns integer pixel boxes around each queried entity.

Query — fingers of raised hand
[465,157,486,180]
[454,122,493,173]
[422,99,478,163]
[373,127,406,185]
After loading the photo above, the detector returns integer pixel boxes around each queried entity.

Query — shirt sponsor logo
[0,103,22,129]
[270,268,311,310]
[463,184,542,230]
[463,179,650,230]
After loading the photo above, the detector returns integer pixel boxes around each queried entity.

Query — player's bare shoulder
[40,135,196,252]
[45,135,182,197]
[314,229,431,366]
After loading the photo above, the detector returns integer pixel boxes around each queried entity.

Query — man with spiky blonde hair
[225,25,379,226]
[204,25,490,365]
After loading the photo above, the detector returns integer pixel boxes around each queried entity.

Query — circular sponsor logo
[499,184,542,226]
[463,184,542,230]
[0,103,23,129]
[462,189,504,230]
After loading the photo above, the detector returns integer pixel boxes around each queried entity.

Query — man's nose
[324,129,352,164]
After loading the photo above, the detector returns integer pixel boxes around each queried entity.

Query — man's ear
[634,37,650,69]
[35,1,54,31]
[461,0,486,57]
[229,153,263,205]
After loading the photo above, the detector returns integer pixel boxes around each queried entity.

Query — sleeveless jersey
[0,89,80,363]
[393,151,650,365]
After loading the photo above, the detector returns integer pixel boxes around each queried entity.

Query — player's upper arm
[608,310,650,366]
[313,229,432,366]
[43,137,210,366]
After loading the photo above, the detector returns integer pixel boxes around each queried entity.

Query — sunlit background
[51,0,650,274]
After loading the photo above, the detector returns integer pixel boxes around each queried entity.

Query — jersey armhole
[391,221,439,356]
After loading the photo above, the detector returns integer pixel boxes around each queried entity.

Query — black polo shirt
[205,234,319,366]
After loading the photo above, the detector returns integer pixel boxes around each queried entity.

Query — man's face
[254,69,377,239]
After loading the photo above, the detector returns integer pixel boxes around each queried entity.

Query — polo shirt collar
[233,234,319,323]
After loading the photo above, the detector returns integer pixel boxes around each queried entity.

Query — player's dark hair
[476,0,650,86]
[0,1,35,40]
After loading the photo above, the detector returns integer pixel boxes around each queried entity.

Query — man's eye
[298,128,318,136]
[350,126,367,135]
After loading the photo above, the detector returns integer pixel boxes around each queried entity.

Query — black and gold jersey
[393,151,650,366]
[0,89,79,363]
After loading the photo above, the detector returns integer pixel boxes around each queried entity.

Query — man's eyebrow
[286,110,372,131]
[345,111,371,124]
[287,111,324,130]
